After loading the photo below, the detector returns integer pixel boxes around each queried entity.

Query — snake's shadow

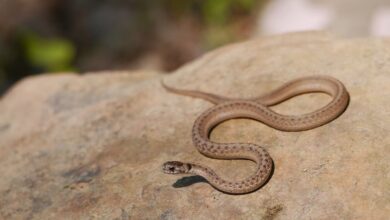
[172,175,207,188]
[172,160,275,193]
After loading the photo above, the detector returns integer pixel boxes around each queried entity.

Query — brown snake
[162,75,349,194]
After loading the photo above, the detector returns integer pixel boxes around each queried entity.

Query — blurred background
[0,0,389,94]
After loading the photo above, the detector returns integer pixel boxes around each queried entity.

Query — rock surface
[0,32,389,219]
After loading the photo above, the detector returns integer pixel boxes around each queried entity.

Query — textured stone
[0,32,389,219]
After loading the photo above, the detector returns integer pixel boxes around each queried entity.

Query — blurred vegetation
[0,0,261,94]
[23,32,75,72]
[166,0,258,47]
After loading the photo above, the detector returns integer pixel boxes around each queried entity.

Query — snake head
[162,161,191,174]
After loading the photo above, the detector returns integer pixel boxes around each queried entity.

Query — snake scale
[162,75,349,194]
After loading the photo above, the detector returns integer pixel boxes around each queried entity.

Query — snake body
[162,76,349,194]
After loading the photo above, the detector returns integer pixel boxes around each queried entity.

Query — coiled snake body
[162,76,349,194]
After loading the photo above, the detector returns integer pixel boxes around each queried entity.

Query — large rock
[0,32,389,219]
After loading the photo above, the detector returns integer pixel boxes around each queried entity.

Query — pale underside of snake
[162,75,349,194]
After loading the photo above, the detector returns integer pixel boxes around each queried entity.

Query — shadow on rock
[172,175,207,188]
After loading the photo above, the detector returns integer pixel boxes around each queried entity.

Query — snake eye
[169,167,175,172]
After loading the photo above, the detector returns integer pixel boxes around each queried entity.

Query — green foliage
[237,0,257,11]
[203,0,257,25]
[203,0,232,25]
[164,0,258,49]
[22,33,75,72]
